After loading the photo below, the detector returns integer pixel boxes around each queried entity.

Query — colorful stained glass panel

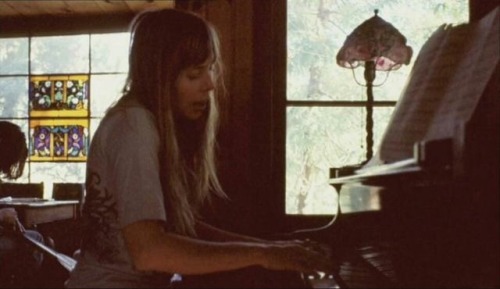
[29,75,89,117]
[29,119,89,162]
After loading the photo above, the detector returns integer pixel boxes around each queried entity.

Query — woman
[0,121,27,180]
[0,121,45,287]
[65,8,333,288]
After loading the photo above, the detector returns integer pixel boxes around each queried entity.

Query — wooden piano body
[324,122,498,287]
[310,8,499,288]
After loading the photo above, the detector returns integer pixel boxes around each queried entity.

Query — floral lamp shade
[336,10,413,164]
[336,10,413,71]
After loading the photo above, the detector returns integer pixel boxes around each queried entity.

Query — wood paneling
[0,1,173,18]
[0,0,174,36]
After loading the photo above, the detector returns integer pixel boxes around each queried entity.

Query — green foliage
[286,0,468,214]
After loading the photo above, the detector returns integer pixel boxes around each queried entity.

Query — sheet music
[426,8,500,140]
[368,7,499,166]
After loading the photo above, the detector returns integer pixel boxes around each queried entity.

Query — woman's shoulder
[104,98,156,130]
[93,98,159,151]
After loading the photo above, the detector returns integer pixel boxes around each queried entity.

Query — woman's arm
[122,219,334,275]
[0,208,19,230]
[194,220,265,243]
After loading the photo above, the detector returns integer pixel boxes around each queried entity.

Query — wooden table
[0,199,79,228]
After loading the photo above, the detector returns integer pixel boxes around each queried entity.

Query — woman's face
[175,57,215,121]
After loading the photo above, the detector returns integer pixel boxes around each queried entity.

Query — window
[0,32,129,196]
[285,0,469,215]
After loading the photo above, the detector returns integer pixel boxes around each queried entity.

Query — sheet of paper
[367,7,499,166]
[425,8,499,140]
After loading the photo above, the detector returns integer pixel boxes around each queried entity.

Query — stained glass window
[29,119,88,161]
[0,32,129,189]
[29,75,89,117]
[28,74,90,161]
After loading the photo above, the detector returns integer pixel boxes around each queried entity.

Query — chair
[0,183,44,199]
[52,183,84,201]
[51,183,85,263]
[52,183,85,217]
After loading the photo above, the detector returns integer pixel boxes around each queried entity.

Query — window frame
[0,30,129,186]
[250,0,474,235]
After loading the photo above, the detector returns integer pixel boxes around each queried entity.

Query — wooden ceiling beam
[0,13,134,37]
[0,0,175,37]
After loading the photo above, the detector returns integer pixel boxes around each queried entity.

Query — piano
[305,8,499,289]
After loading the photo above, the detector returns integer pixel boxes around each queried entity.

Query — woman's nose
[203,71,216,91]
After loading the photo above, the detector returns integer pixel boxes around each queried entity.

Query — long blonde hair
[123,9,226,236]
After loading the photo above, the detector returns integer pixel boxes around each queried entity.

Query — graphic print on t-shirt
[81,170,119,263]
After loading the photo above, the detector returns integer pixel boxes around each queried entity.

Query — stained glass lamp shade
[336,9,412,163]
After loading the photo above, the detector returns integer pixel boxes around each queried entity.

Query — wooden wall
[180,0,264,236]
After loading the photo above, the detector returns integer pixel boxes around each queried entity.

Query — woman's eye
[187,70,202,79]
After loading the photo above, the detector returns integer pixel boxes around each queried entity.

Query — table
[0,199,79,228]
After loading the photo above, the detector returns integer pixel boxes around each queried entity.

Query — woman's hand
[0,208,22,231]
[257,239,336,275]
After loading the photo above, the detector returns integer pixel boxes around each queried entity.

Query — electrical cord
[288,188,341,235]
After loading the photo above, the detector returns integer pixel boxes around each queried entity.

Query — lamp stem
[363,60,375,163]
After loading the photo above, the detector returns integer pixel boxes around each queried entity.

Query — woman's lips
[192,101,208,110]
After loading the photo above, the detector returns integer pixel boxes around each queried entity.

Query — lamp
[336,9,412,163]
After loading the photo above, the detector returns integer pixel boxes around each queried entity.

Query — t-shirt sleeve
[103,108,167,228]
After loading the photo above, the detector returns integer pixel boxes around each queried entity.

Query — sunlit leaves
[286,0,468,214]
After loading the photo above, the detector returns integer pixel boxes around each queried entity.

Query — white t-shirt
[65,98,172,288]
